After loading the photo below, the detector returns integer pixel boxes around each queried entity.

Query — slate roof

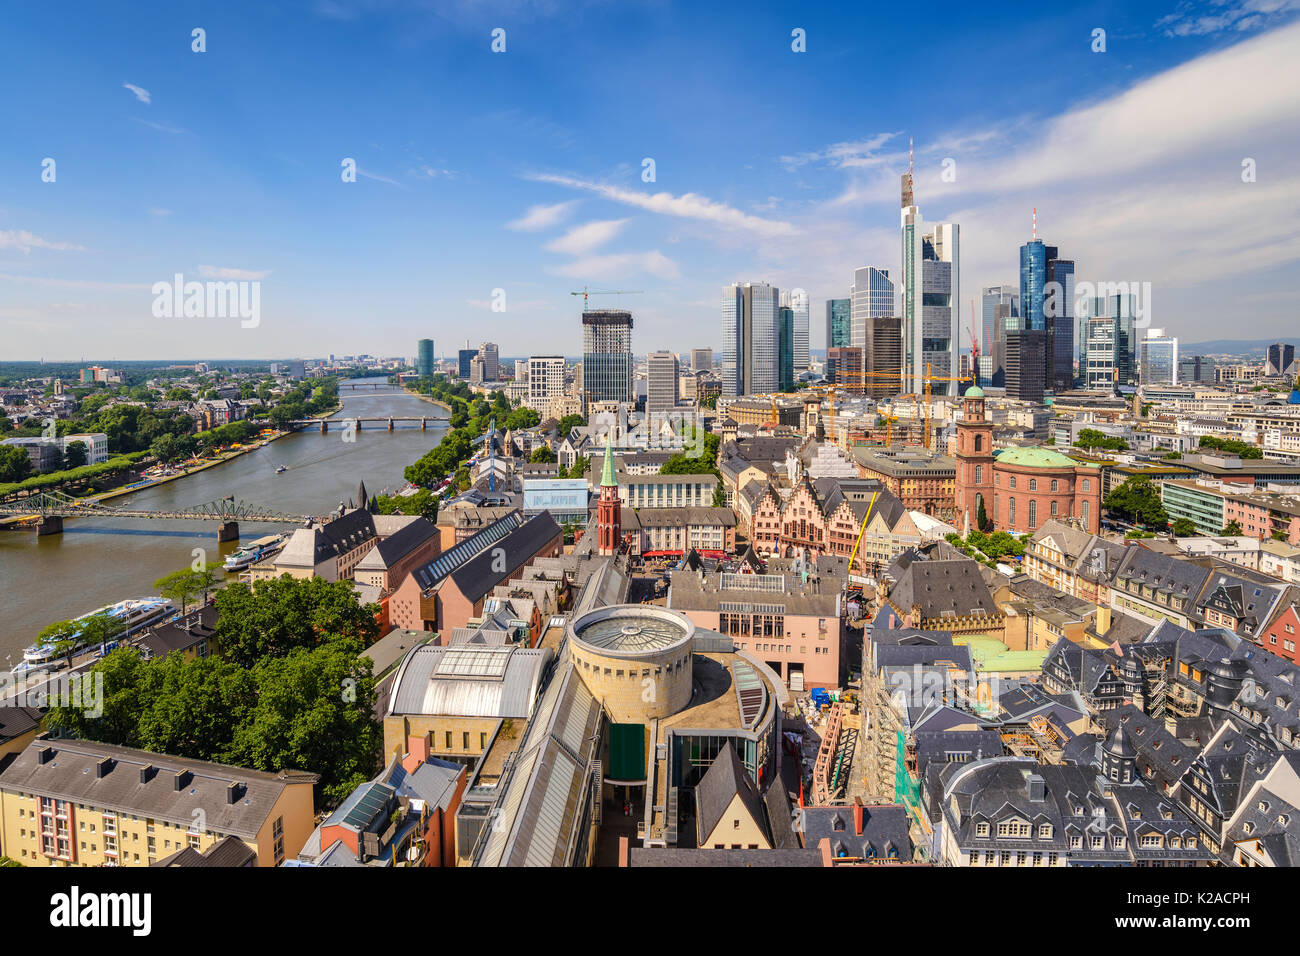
[152,834,257,868]
[0,705,44,745]
[887,558,1000,619]
[276,507,378,568]
[409,511,526,593]
[138,604,218,660]
[1102,704,1195,794]
[628,847,821,867]
[799,804,913,861]
[444,512,562,604]
[355,517,437,572]
[1225,787,1300,867]
[695,740,768,847]
[0,739,317,842]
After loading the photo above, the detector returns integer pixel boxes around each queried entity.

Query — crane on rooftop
[570,287,643,312]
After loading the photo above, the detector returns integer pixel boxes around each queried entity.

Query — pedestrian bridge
[0,491,305,540]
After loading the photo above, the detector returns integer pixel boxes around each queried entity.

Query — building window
[1028,500,1037,528]
[1082,479,1090,492]
[1029,478,1037,491]
[975,465,983,484]
[1009,476,1017,490]
[1009,497,1016,524]
[1081,500,1090,524]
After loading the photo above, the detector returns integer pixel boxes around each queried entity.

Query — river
[0,380,448,658]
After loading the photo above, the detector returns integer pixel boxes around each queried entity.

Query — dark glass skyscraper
[458,348,476,379]
[778,306,795,391]
[416,338,434,378]
[825,298,851,351]
[1021,232,1074,394]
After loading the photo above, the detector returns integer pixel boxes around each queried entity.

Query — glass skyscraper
[781,288,810,375]
[1140,329,1179,385]
[1021,237,1074,392]
[778,306,795,391]
[416,338,434,378]
[721,282,779,396]
[825,298,851,351]
[581,310,634,404]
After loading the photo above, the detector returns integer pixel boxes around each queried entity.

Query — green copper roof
[601,433,618,487]
[964,385,984,399]
[994,446,1087,469]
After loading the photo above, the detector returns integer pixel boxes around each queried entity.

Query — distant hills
[1182,337,1300,355]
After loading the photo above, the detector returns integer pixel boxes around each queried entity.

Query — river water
[0,380,447,657]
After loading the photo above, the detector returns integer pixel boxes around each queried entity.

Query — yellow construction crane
[847,491,880,577]
[921,363,974,448]
[570,287,643,311]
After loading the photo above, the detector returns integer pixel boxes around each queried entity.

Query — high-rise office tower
[781,289,810,375]
[900,150,959,394]
[1005,329,1047,402]
[1179,355,1216,384]
[721,282,779,397]
[514,359,529,381]
[778,306,795,391]
[863,315,903,399]
[827,347,864,394]
[825,298,851,351]
[1083,294,1138,392]
[1020,214,1074,393]
[582,310,634,404]
[527,355,565,411]
[477,342,500,382]
[458,348,476,379]
[1266,342,1297,376]
[982,285,1019,387]
[690,348,713,372]
[646,351,680,413]
[849,267,894,348]
[1140,329,1179,385]
[416,339,435,378]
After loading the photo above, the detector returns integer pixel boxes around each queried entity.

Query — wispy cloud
[0,230,86,254]
[544,218,629,255]
[506,200,579,231]
[198,265,271,280]
[1156,0,1300,37]
[123,82,151,104]
[527,173,799,238]
[132,118,190,135]
[357,168,407,188]
[547,250,679,281]
[780,132,901,171]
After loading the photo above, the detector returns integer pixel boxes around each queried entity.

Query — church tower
[953,386,995,532]
[597,434,622,555]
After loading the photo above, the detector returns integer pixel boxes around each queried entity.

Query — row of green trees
[402,375,538,489]
[1198,435,1263,460]
[45,576,382,806]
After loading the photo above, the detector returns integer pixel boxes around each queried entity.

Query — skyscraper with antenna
[899,137,960,395]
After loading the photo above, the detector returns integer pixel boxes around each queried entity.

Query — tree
[214,576,381,668]
[1103,476,1168,527]
[1171,517,1197,537]
[712,483,726,508]
[1076,428,1128,452]
[1221,520,1244,536]
[529,445,556,464]
[0,445,31,483]
[976,495,989,532]
[62,440,88,470]
[36,620,82,670]
[155,568,205,614]
[557,414,586,436]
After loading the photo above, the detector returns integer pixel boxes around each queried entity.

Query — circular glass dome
[570,605,693,656]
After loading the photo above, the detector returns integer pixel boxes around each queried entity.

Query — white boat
[23,598,174,664]
[222,533,288,571]
[275,464,287,473]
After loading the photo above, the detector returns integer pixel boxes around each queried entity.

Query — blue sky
[2,0,1298,360]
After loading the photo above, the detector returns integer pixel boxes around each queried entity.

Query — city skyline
[3,2,1299,361]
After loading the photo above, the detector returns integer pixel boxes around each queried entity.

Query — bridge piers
[421,417,426,430]
[387,418,394,431]
[319,420,327,434]
[37,515,63,536]
[217,521,239,542]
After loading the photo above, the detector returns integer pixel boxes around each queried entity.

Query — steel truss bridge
[0,491,307,538]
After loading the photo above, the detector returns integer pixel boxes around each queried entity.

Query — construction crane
[921,363,974,449]
[570,287,643,312]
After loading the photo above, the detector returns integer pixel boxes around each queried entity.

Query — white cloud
[548,250,680,281]
[357,168,406,188]
[544,218,629,256]
[123,83,151,104]
[198,265,271,280]
[133,118,189,135]
[526,173,799,238]
[1156,0,1300,37]
[0,230,86,254]
[506,200,579,231]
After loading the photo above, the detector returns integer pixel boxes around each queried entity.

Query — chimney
[139,764,154,784]
[1027,774,1046,803]
[403,733,431,774]
[1095,605,1111,636]
[853,797,865,835]
[172,769,192,791]
[226,781,243,805]
[36,745,54,765]
[95,757,114,778]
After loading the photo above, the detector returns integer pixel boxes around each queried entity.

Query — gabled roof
[695,740,767,846]
[888,558,1000,619]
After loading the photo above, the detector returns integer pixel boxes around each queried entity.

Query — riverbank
[404,388,453,413]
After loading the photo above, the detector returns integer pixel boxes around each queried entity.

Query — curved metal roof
[387,644,553,720]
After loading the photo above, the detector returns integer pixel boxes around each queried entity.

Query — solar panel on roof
[342,782,394,831]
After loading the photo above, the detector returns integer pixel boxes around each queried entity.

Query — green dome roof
[965,385,985,398]
[994,446,1084,469]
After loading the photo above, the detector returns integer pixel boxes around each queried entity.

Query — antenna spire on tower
[1032,207,1038,240]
